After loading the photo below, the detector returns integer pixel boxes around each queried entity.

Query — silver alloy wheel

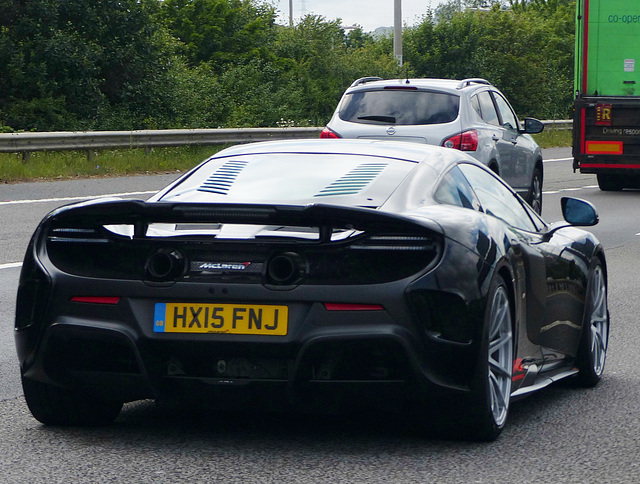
[588,265,609,376]
[487,285,513,427]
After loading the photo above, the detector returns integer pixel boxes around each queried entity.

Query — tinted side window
[476,91,500,126]
[339,90,460,125]
[458,164,537,231]
[434,166,481,210]
[493,93,518,131]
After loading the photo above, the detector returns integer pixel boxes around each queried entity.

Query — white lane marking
[0,262,22,270]
[1,190,154,269]
[0,191,155,206]
[544,185,598,195]
[544,157,572,163]
[541,155,595,193]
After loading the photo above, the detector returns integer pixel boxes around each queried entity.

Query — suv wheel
[527,168,543,214]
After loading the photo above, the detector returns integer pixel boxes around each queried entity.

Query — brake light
[443,130,478,151]
[320,127,341,139]
[383,86,418,90]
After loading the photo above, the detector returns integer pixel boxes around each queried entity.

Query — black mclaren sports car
[15,139,609,441]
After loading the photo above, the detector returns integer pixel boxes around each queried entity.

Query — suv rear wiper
[357,115,396,123]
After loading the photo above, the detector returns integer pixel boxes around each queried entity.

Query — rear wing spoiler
[41,199,444,241]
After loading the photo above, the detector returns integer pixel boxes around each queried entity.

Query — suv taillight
[443,130,478,151]
[320,127,341,139]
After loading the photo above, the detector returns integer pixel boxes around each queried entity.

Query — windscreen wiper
[357,115,396,123]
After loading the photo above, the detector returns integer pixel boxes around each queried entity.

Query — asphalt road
[2,148,640,483]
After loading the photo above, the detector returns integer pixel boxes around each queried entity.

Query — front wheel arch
[443,270,515,441]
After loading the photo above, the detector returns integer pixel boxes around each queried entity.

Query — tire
[573,262,609,387]
[467,275,514,441]
[427,276,514,441]
[527,168,543,215]
[597,174,624,191]
[21,374,122,426]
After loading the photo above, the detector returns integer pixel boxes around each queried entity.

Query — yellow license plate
[153,303,288,335]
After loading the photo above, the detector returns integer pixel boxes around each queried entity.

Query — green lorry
[573,0,640,190]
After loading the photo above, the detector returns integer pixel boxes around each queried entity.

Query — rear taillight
[320,127,341,139]
[443,130,478,151]
[71,296,121,305]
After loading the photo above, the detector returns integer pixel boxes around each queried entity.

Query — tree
[0,0,577,131]
[270,15,397,124]
[404,2,576,119]
[158,0,277,69]
[0,0,179,130]
[434,0,504,23]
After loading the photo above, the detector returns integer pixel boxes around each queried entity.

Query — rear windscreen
[339,90,460,125]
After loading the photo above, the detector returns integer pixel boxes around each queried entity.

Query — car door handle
[492,134,500,142]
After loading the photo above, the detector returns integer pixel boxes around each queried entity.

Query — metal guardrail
[0,121,570,161]
[0,127,324,161]
[542,119,572,130]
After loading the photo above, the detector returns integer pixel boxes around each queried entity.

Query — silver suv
[322,77,545,213]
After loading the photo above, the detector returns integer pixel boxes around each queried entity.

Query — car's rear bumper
[17,276,485,410]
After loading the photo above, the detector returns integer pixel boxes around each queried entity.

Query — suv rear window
[338,89,460,125]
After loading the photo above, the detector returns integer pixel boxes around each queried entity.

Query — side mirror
[561,197,599,226]
[521,118,544,134]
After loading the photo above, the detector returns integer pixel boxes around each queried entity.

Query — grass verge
[0,131,571,184]
[0,145,225,184]
[532,128,572,149]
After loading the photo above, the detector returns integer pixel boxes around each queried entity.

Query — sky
[272,0,447,32]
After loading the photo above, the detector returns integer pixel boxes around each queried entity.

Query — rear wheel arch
[596,251,608,282]
[469,269,515,440]
[418,266,516,441]
[590,249,608,294]
[480,263,517,344]
[491,263,520,380]
[21,373,122,426]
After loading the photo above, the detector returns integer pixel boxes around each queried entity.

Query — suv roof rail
[350,77,383,87]
[457,78,492,89]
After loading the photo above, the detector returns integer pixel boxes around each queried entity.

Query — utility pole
[394,0,402,66]
[289,0,293,26]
